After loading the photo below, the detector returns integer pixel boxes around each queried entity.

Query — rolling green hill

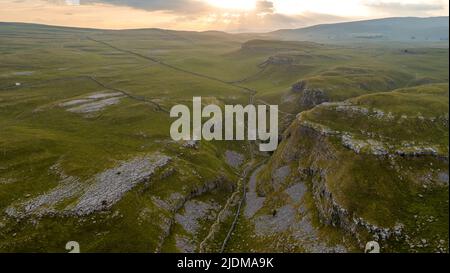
[267,17,449,43]
[0,22,448,253]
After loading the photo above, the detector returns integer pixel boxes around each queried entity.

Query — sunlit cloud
[65,0,80,5]
[363,0,448,16]
[205,0,256,10]
[0,0,448,31]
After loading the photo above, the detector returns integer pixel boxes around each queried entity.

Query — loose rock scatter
[67,97,123,114]
[59,92,125,114]
[5,154,171,218]
[5,162,82,219]
[71,154,171,215]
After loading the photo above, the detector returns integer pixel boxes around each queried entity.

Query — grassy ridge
[0,23,448,252]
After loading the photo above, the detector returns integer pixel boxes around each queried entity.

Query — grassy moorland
[0,22,448,252]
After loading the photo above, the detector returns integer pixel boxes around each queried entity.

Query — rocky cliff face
[285,124,405,245]
[261,84,449,252]
[266,119,448,252]
[298,88,328,109]
[281,80,329,114]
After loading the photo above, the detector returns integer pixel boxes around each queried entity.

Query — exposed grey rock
[336,105,369,115]
[71,155,171,215]
[154,214,174,253]
[251,161,347,252]
[183,140,199,149]
[277,102,447,251]
[176,235,196,253]
[5,179,82,219]
[395,146,439,157]
[309,166,405,244]
[373,109,386,119]
[151,196,172,212]
[335,105,395,121]
[438,172,449,184]
[0,178,16,185]
[285,182,307,202]
[59,99,93,107]
[291,80,307,93]
[175,200,220,235]
[59,92,125,114]
[12,71,34,76]
[341,134,388,155]
[152,192,187,213]
[5,162,82,219]
[302,116,444,157]
[5,154,171,219]
[244,165,266,219]
[254,205,296,235]
[341,134,367,154]
[266,55,294,65]
[86,92,123,99]
[272,165,291,190]
[291,214,347,253]
[225,150,245,169]
[299,118,340,136]
[67,97,123,114]
[299,88,328,109]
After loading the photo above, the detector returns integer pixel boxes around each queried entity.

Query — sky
[0,0,448,32]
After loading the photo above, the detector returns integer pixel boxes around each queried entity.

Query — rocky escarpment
[0,136,238,253]
[270,117,448,252]
[262,84,449,252]
[234,162,349,253]
[294,125,404,243]
[283,80,329,111]
[298,88,328,109]
[151,172,235,253]
[263,55,295,65]
[299,101,449,158]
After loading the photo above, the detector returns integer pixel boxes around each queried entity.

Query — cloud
[211,10,346,33]
[256,0,274,14]
[69,0,211,13]
[364,0,446,14]
[65,0,80,5]
[79,0,340,31]
[13,0,446,32]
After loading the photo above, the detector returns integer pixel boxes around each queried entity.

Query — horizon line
[1,15,448,34]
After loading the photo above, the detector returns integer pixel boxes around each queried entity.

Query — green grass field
[0,22,448,253]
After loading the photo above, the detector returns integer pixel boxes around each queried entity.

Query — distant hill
[266,17,449,43]
[0,22,252,43]
[1,17,449,45]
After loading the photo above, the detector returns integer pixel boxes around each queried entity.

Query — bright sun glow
[204,0,256,10]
